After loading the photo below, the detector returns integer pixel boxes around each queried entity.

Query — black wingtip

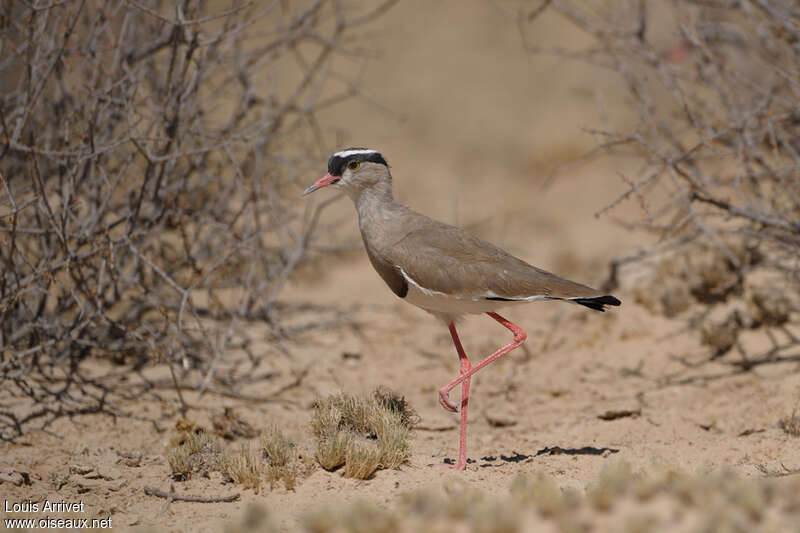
[573,295,621,312]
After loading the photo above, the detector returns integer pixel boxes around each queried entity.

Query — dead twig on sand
[144,485,239,516]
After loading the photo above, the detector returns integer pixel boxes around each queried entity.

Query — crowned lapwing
[304,148,621,470]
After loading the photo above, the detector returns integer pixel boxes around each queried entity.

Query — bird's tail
[567,294,621,312]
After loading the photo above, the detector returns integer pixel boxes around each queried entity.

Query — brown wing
[363,235,408,298]
[386,215,604,300]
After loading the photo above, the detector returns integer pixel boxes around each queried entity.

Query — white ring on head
[334,149,379,158]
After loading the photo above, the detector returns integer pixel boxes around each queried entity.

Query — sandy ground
[3,2,800,532]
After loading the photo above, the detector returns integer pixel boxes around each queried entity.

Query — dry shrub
[632,243,763,332]
[520,2,800,365]
[311,388,415,479]
[635,254,791,357]
[0,0,399,441]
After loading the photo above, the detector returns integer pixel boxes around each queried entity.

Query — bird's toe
[438,390,458,412]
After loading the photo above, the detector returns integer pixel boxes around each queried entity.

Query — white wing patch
[399,268,447,297]
[485,291,549,302]
[334,149,379,158]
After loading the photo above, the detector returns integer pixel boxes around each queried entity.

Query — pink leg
[438,312,527,416]
[442,322,471,470]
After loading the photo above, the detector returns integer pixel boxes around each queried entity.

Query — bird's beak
[303,173,340,196]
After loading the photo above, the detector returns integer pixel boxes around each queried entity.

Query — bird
[303,147,621,470]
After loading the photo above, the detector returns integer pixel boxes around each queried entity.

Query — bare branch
[0,0,398,438]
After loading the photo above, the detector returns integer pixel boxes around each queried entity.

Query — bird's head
[303,148,390,199]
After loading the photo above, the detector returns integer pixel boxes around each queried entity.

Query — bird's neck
[353,180,394,213]
[354,181,400,241]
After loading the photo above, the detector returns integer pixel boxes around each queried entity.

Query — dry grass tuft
[510,472,567,517]
[260,425,310,490]
[301,506,338,533]
[343,442,382,480]
[373,386,420,429]
[230,504,277,533]
[315,431,353,472]
[311,388,414,479]
[779,409,800,437]
[262,425,292,468]
[340,500,399,533]
[220,444,264,491]
[167,420,309,491]
[168,430,222,481]
[587,461,637,511]
[168,447,193,481]
[385,483,521,533]
[302,500,398,533]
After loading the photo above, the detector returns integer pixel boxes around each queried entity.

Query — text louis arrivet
[4,500,112,529]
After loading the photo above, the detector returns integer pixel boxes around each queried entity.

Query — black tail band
[571,295,621,312]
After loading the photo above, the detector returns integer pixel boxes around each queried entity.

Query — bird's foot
[438,388,458,412]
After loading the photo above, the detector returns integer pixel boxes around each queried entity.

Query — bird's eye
[347,160,360,171]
